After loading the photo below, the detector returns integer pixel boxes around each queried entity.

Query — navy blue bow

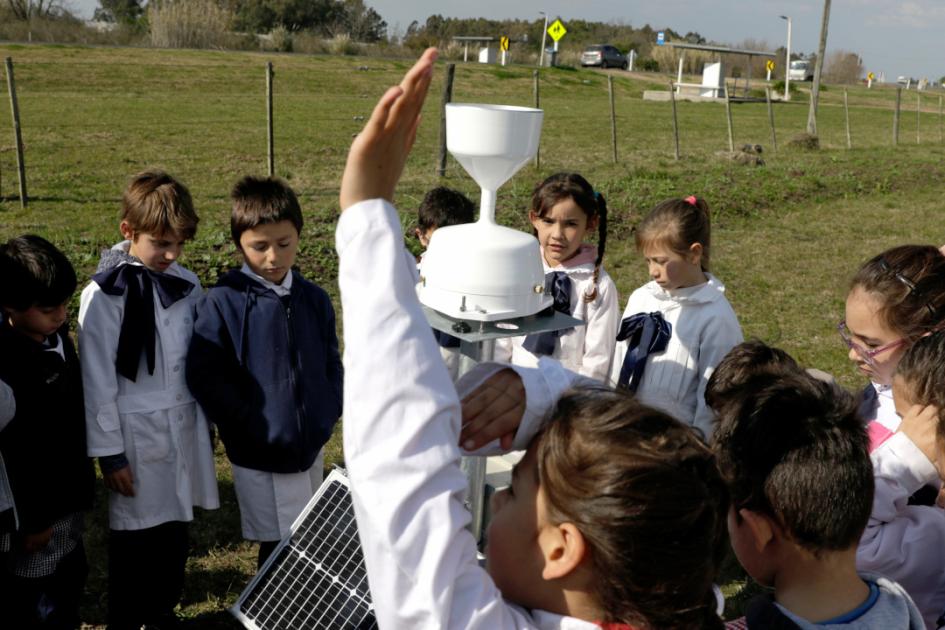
[92,264,194,382]
[522,272,573,356]
[615,311,672,392]
[432,329,461,348]
[857,384,879,421]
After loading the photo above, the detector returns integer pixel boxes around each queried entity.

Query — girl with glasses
[842,245,945,439]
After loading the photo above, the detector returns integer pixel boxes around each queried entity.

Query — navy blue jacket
[186,270,343,474]
[0,322,95,534]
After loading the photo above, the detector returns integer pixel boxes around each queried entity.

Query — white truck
[788,59,815,82]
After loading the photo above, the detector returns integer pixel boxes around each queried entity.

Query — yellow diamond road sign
[766,59,775,72]
[500,36,510,51]
[868,72,875,80]
[547,19,567,42]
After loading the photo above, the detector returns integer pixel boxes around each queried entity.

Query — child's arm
[578,275,620,382]
[319,292,343,421]
[338,48,537,628]
[186,293,255,431]
[857,405,945,626]
[694,311,743,440]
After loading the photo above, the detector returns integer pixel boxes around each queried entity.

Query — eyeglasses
[879,257,938,319]
[837,320,908,366]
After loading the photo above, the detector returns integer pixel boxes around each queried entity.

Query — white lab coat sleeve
[693,311,743,441]
[578,274,620,382]
[78,282,126,457]
[336,199,536,629]
[455,358,585,455]
[857,431,945,627]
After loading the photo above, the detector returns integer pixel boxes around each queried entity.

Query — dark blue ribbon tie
[93,264,194,382]
[857,384,879,421]
[615,311,672,392]
[522,271,573,356]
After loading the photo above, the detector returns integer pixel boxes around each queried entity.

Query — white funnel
[445,104,543,223]
[418,104,549,322]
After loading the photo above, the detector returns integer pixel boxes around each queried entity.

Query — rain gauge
[418,103,583,543]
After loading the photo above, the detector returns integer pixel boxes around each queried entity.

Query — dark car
[581,44,628,69]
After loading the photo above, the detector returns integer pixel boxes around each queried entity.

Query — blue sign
[657,31,665,46]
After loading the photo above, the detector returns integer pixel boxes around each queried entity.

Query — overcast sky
[67,0,944,81]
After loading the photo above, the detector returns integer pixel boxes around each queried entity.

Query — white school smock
[857,431,945,629]
[496,245,620,383]
[609,276,742,440]
[337,198,601,630]
[78,250,219,531]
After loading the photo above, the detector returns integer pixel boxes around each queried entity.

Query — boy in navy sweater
[187,176,343,567]
[0,235,95,628]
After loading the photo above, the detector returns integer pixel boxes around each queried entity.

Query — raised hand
[340,48,438,211]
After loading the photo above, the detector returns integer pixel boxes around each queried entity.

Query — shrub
[148,0,234,49]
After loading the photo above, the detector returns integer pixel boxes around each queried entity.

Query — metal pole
[807,0,832,136]
[460,337,496,544]
[844,88,852,149]
[437,63,456,176]
[608,76,617,163]
[533,70,540,168]
[766,87,778,152]
[669,81,680,160]
[724,81,735,152]
[781,15,792,101]
[5,57,27,209]
[538,13,548,67]
[893,87,901,146]
[266,62,274,177]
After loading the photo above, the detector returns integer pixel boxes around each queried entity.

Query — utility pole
[807,0,832,136]
[538,11,548,68]
[780,15,792,101]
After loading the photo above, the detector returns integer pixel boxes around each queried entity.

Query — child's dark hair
[531,172,608,302]
[122,170,199,240]
[635,196,711,271]
[537,387,728,629]
[230,175,303,246]
[895,330,945,443]
[713,372,873,554]
[850,245,945,339]
[0,235,77,311]
[417,187,475,232]
[705,340,803,431]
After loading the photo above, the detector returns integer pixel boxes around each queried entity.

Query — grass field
[1,43,945,627]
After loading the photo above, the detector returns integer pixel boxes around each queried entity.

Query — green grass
[1,44,944,626]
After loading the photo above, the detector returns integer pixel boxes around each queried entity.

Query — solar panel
[231,468,378,630]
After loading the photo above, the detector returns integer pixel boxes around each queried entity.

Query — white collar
[240,263,293,296]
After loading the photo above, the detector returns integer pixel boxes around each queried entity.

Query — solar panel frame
[231,468,378,630]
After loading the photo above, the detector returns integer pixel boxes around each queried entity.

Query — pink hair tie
[685,195,698,206]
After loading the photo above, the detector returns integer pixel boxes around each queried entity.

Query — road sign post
[546,19,566,64]
[499,36,509,66]
[867,72,875,89]
[766,59,775,82]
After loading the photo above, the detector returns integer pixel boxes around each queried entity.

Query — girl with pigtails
[496,173,621,382]
[610,196,743,439]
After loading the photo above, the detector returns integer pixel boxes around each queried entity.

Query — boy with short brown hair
[78,170,219,629]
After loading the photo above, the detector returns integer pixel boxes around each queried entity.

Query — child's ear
[538,522,587,581]
[585,215,599,232]
[119,220,136,242]
[739,508,775,552]
[688,242,704,266]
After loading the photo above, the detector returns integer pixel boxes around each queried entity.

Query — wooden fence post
[533,69,540,168]
[765,87,777,152]
[669,82,680,160]
[893,87,901,146]
[436,63,456,177]
[940,96,943,144]
[843,88,852,149]
[724,81,734,152]
[916,93,921,145]
[266,62,274,177]
[5,57,27,208]
[608,75,617,163]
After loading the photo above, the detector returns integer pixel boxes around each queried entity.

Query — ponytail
[583,191,608,302]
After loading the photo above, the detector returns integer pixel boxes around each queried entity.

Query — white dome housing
[417,104,548,321]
